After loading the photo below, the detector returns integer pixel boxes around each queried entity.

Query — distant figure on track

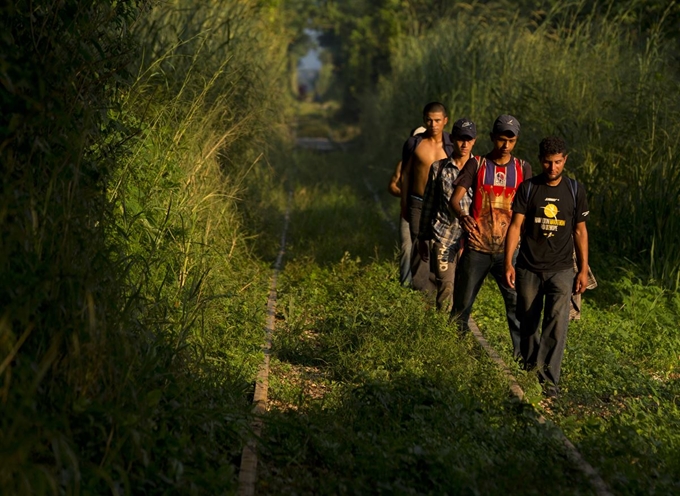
[388,126,427,287]
[417,118,477,311]
[504,136,590,398]
[401,102,454,294]
[449,115,532,358]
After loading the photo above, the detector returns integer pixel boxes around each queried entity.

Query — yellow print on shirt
[531,203,566,236]
[543,203,559,218]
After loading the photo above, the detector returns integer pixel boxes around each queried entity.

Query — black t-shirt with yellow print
[512,174,589,272]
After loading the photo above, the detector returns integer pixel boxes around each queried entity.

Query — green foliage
[315,0,469,114]
[473,269,680,494]
[4,0,679,491]
[315,0,680,118]
[260,104,679,492]
[1,0,151,490]
[263,256,593,494]
[1,0,298,493]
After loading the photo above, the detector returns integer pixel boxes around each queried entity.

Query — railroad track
[237,191,292,496]
[236,166,612,495]
[237,135,336,494]
[362,176,613,496]
[295,136,335,152]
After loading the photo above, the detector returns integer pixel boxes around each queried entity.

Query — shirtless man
[388,126,427,286]
[400,102,454,293]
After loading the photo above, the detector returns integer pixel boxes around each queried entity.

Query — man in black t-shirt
[504,136,590,398]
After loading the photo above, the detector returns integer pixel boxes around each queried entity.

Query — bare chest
[413,140,447,175]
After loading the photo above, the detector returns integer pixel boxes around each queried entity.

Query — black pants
[516,267,574,385]
[452,248,521,358]
[408,196,436,294]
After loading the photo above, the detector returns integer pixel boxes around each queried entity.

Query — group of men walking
[388,102,591,397]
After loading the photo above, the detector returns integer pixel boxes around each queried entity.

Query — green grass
[5,0,680,492]
[254,98,680,492]
[1,0,297,493]
[256,146,598,494]
[474,269,680,495]
[263,260,594,495]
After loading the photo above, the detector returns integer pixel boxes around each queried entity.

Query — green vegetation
[258,141,679,494]
[358,1,680,289]
[259,152,593,494]
[1,0,297,492]
[316,0,680,288]
[474,269,680,494]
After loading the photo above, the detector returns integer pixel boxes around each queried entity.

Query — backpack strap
[565,177,578,228]
[567,176,578,209]
[525,181,532,203]
[566,177,577,204]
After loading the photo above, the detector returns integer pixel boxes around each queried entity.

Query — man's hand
[573,270,589,294]
[460,215,478,233]
[505,265,516,289]
[418,240,429,261]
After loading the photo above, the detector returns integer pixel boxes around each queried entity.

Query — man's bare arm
[400,157,412,219]
[504,212,524,289]
[573,222,589,294]
[387,160,402,197]
[450,185,477,233]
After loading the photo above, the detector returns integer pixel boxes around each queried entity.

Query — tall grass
[362,1,680,289]
[111,0,292,351]
[1,0,295,493]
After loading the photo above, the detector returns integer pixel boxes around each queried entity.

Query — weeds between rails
[250,146,680,494]
[251,150,593,494]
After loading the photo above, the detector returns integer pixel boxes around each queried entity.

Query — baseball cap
[492,114,520,137]
[451,118,477,139]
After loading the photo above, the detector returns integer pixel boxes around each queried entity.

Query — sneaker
[542,383,560,399]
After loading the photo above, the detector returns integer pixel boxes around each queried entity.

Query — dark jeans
[452,248,521,358]
[516,267,574,385]
[409,197,436,294]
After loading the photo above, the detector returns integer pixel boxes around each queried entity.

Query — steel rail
[364,176,613,496]
[237,190,292,496]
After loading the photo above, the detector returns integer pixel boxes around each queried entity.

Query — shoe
[541,383,560,399]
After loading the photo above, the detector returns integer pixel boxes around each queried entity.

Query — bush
[1,0,295,492]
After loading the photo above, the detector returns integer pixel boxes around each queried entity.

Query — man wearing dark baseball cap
[417,118,477,311]
[492,114,520,137]
[448,114,531,358]
[451,118,477,140]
